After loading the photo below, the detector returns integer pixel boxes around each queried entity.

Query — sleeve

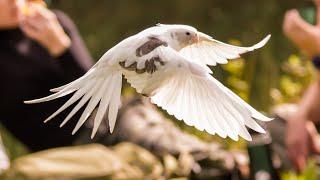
[53,10,94,77]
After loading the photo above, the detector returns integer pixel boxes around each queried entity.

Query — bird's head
[158,24,213,50]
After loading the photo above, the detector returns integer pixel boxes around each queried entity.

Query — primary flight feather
[25,24,272,141]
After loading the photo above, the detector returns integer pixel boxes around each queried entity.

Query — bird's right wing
[145,46,272,141]
[179,34,270,73]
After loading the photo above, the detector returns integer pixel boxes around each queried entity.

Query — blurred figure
[0,0,93,151]
[283,0,320,172]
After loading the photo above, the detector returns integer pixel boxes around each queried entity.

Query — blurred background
[2,0,320,179]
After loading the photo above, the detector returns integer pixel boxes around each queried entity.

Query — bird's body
[25,24,272,141]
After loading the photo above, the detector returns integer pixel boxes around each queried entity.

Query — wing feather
[90,75,114,138]
[179,34,271,70]
[43,80,95,123]
[134,46,272,141]
[108,73,122,133]
[60,79,100,128]
[120,40,271,141]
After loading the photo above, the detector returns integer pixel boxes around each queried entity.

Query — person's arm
[283,1,320,172]
[296,75,320,123]
[283,2,320,127]
[283,9,320,58]
[285,78,320,172]
[53,10,94,76]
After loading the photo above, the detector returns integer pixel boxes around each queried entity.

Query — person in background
[0,0,93,151]
[283,0,320,172]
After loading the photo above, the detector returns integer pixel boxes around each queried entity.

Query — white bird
[24,24,272,141]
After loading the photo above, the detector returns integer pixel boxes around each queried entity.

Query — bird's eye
[185,32,190,36]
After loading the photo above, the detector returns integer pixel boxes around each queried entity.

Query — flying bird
[25,24,272,141]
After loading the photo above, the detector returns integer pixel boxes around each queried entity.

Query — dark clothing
[0,10,93,151]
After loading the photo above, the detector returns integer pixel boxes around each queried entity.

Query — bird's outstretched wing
[23,34,153,138]
[24,54,124,139]
[179,34,271,73]
[128,46,272,141]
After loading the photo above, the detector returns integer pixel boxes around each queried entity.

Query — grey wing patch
[119,56,165,75]
[119,61,145,74]
[145,56,164,74]
[136,36,168,57]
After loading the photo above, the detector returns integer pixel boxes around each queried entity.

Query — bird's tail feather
[24,68,122,138]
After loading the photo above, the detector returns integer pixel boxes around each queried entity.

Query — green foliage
[270,54,315,105]
[222,57,249,101]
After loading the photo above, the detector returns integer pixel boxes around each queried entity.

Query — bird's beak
[191,35,198,44]
[197,32,213,42]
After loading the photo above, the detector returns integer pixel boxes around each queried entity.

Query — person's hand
[19,3,71,57]
[286,114,309,172]
[305,121,320,154]
[286,114,320,172]
[283,9,320,57]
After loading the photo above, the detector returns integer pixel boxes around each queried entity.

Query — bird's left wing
[137,46,272,141]
[179,33,271,73]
